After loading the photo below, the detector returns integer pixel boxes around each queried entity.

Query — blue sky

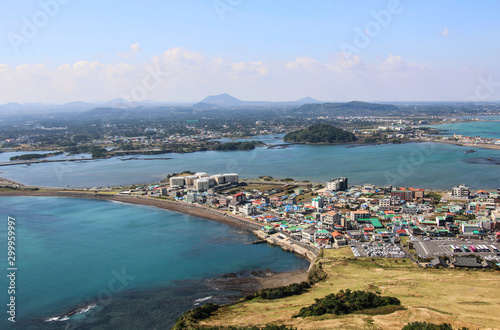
[1,0,500,103]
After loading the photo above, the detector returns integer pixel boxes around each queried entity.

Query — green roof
[369,219,383,228]
[358,217,379,221]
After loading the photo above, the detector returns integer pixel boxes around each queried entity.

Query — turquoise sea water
[1,118,499,189]
[1,141,499,189]
[0,197,309,328]
[425,116,500,139]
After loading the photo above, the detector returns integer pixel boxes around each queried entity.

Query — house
[229,200,241,213]
[430,257,448,268]
[351,210,370,222]
[451,185,470,199]
[402,204,418,215]
[311,196,323,209]
[239,203,254,216]
[414,188,425,199]
[475,190,489,199]
[302,229,316,243]
[408,225,423,236]
[357,218,384,229]
[186,192,198,203]
[379,198,391,210]
[347,230,365,240]
[391,189,414,201]
[326,177,348,191]
[196,195,207,204]
[451,256,486,268]
[322,211,341,228]
[332,231,347,246]
[314,230,332,248]
[262,226,276,234]
[233,192,246,203]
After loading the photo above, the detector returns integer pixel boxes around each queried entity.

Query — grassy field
[221,183,291,195]
[200,247,500,329]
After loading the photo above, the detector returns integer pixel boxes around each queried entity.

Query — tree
[284,124,357,143]
[402,322,454,330]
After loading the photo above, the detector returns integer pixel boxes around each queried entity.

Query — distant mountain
[0,97,398,116]
[294,101,400,115]
[294,97,321,104]
[194,94,323,108]
[102,98,134,109]
[0,101,96,115]
[191,102,218,110]
[63,101,92,107]
[0,99,191,115]
[85,107,128,116]
[199,93,245,107]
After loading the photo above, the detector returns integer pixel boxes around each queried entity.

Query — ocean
[1,117,499,189]
[424,115,500,139]
[1,140,499,189]
[0,197,310,329]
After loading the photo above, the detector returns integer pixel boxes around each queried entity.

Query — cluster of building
[418,133,500,147]
[169,172,239,192]
[95,129,223,145]
[125,173,500,261]
[450,134,500,147]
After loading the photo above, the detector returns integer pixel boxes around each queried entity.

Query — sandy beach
[0,188,318,290]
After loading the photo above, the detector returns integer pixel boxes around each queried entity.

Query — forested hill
[284,124,357,143]
[293,101,399,116]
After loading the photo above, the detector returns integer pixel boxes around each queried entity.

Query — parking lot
[351,242,407,258]
[412,236,500,261]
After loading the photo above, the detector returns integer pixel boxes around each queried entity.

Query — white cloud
[441,27,450,36]
[0,48,497,103]
[327,53,364,73]
[118,43,142,59]
[284,56,319,71]
[379,54,428,73]
[231,61,268,76]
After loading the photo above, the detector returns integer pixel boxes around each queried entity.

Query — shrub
[293,289,401,318]
[172,303,219,329]
[402,321,456,330]
[245,282,311,300]
[307,263,327,284]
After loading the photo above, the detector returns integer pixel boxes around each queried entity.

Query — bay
[0,197,309,329]
[424,115,500,139]
[1,141,499,189]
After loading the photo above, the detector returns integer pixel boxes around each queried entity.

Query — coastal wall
[254,231,319,267]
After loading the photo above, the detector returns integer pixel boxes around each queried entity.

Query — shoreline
[0,189,317,289]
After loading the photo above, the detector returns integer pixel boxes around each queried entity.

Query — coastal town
[102,171,500,269]
[3,1,500,327]
[2,110,500,157]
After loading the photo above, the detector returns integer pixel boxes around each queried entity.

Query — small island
[9,151,63,161]
[284,124,357,144]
